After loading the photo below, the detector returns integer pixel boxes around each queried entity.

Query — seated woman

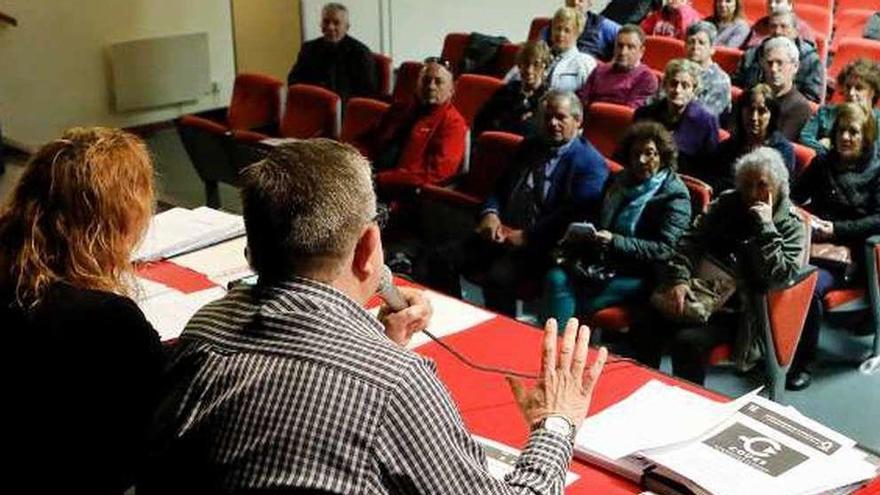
[799,58,880,155]
[543,122,692,322]
[633,147,804,385]
[684,21,731,117]
[505,7,597,93]
[640,0,702,40]
[1,127,165,492]
[473,40,551,137]
[633,58,719,175]
[789,103,880,390]
[705,83,795,192]
[704,0,750,48]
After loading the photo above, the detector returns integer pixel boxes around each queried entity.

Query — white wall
[0,0,235,149]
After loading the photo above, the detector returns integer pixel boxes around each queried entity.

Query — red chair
[798,0,833,9]
[225,73,285,131]
[742,0,766,22]
[392,61,425,105]
[583,102,635,157]
[279,84,342,139]
[731,85,744,106]
[491,43,521,79]
[828,39,880,90]
[452,74,504,126]
[713,46,743,75]
[605,157,624,174]
[643,36,687,72]
[373,53,393,97]
[791,142,816,177]
[835,0,880,13]
[794,4,832,40]
[340,97,391,151]
[528,17,551,42]
[831,10,875,53]
[691,0,715,16]
[441,32,470,76]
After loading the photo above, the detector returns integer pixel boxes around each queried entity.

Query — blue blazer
[482,136,609,249]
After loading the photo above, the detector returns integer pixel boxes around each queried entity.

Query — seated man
[357,58,467,190]
[731,8,824,103]
[542,0,621,61]
[425,90,609,316]
[287,2,377,101]
[577,24,658,109]
[741,0,815,49]
[758,36,813,141]
[140,138,609,493]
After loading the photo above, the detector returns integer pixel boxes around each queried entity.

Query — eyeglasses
[371,203,389,230]
[423,56,452,71]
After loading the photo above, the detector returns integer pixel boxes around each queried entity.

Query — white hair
[763,36,799,64]
[734,146,790,198]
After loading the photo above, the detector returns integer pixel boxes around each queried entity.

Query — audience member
[541,0,622,60]
[2,127,164,493]
[865,11,880,41]
[578,24,659,108]
[357,58,467,190]
[634,59,719,175]
[800,59,880,155]
[509,7,597,93]
[705,0,750,48]
[633,147,804,385]
[759,36,814,140]
[141,138,609,493]
[543,122,691,322]
[641,0,703,40]
[287,3,377,100]
[790,103,880,390]
[684,21,732,116]
[426,90,608,316]
[741,0,815,49]
[706,84,795,191]
[732,9,824,103]
[474,41,551,137]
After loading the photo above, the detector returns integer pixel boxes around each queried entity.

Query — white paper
[171,236,253,286]
[138,286,227,341]
[133,207,245,262]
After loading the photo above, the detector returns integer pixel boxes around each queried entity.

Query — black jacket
[472,81,546,138]
[287,35,377,101]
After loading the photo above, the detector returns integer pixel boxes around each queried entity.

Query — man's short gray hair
[686,21,718,44]
[322,2,349,16]
[763,36,799,64]
[768,7,796,28]
[734,146,790,199]
[240,139,376,281]
[540,89,583,121]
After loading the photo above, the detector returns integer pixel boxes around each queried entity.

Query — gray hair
[664,58,703,91]
[540,89,583,121]
[763,36,799,64]
[768,7,797,29]
[322,2,349,17]
[240,139,376,281]
[686,21,718,44]
[733,146,790,199]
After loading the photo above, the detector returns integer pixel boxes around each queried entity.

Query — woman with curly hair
[1,127,164,493]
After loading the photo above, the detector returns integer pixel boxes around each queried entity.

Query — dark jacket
[483,136,609,251]
[793,146,880,261]
[602,0,657,26]
[287,35,377,101]
[472,81,546,137]
[633,99,720,176]
[598,170,693,277]
[706,131,795,193]
[3,282,165,493]
[731,37,825,104]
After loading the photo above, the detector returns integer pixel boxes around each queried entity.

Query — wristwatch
[534,414,576,442]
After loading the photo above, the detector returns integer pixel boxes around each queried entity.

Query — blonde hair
[0,127,154,307]
[553,6,586,35]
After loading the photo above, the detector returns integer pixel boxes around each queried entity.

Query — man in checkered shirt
[140,139,607,494]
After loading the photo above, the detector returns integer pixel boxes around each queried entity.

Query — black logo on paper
[703,423,808,477]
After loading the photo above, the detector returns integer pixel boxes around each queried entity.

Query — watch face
[545,416,574,438]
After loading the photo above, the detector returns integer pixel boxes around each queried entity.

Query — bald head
[417,61,454,106]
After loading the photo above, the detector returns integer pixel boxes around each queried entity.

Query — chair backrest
[798,0,833,9]
[794,4,832,39]
[691,0,715,16]
[441,32,470,77]
[373,53,393,97]
[491,43,521,79]
[679,174,713,217]
[712,46,743,75]
[177,115,236,207]
[643,36,686,72]
[605,157,624,174]
[392,61,425,105]
[341,97,390,145]
[583,102,635,157]
[831,9,875,52]
[452,74,505,126]
[528,17,551,41]
[730,85,744,105]
[791,142,816,177]
[829,38,880,85]
[764,268,820,368]
[227,73,284,131]
[836,0,880,11]
[459,131,524,199]
[280,84,342,139]
[742,0,765,21]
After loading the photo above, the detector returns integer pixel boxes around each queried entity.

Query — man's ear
[352,225,381,282]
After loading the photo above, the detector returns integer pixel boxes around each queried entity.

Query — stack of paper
[133,207,245,262]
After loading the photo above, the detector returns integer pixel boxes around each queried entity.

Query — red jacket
[363,100,467,188]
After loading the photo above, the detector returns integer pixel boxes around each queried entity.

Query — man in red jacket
[359,59,467,192]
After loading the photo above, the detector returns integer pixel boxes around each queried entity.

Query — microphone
[377,265,409,312]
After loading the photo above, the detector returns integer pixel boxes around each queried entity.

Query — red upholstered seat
[583,102,635,157]
[679,174,713,214]
[441,32,470,77]
[731,85,744,105]
[605,158,624,174]
[452,74,504,126]
[836,0,880,10]
[794,4,832,40]
[831,10,875,53]
[340,97,390,150]
[691,0,714,16]
[741,0,765,21]
[227,73,284,131]
[713,46,743,75]
[527,17,551,42]
[792,143,816,177]
[643,36,686,73]
[588,306,633,331]
[767,270,820,367]
[829,39,880,87]
[823,288,867,309]
[280,84,341,139]
[373,52,393,97]
[392,61,425,105]
[799,0,833,9]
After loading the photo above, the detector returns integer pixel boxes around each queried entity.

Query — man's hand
[507,318,608,430]
[476,213,504,243]
[594,229,613,246]
[812,217,834,241]
[504,228,526,247]
[379,287,433,347]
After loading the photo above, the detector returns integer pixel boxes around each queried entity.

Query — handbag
[810,243,854,279]
[650,256,737,325]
